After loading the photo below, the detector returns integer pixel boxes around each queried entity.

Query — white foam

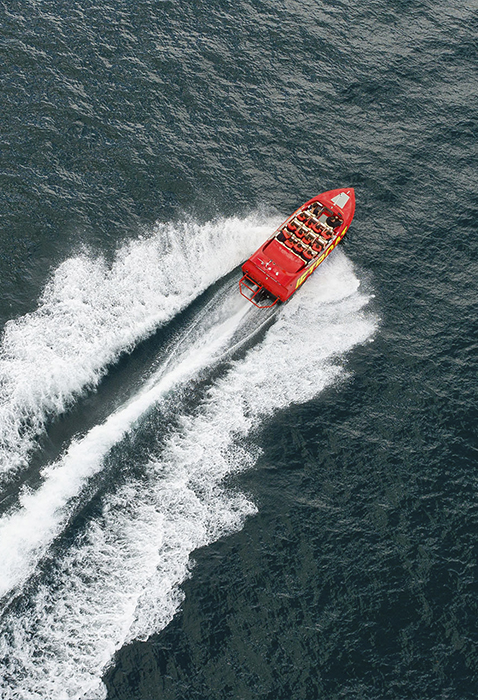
[0,252,377,700]
[0,214,274,479]
[0,289,253,601]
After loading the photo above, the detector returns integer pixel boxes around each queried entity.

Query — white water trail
[0,214,275,479]
[0,289,254,602]
[0,252,377,700]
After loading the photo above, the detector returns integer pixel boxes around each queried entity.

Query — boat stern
[239,273,279,308]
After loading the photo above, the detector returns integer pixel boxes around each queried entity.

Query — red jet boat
[239,188,355,307]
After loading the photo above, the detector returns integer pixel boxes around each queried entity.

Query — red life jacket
[310,222,322,235]
[277,228,291,243]
[312,240,323,253]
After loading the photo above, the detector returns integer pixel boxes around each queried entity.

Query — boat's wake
[0,281,273,606]
[0,217,376,700]
[0,214,276,483]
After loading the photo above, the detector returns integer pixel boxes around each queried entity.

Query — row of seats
[288,217,334,241]
[275,209,331,261]
[276,205,343,262]
[276,228,324,261]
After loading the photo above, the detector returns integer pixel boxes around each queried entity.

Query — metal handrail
[239,274,278,308]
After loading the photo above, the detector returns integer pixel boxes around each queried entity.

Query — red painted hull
[239,188,355,307]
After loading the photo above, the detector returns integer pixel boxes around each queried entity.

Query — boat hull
[239,188,355,307]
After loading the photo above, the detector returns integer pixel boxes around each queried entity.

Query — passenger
[295,228,305,239]
[303,233,314,246]
[303,248,314,261]
[319,226,333,240]
[312,203,322,216]
[277,228,291,242]
[297,211,308,222]
[326,214,342,228]
[287,220,299,233]
[312,240,323,253]
[310,221,322,235]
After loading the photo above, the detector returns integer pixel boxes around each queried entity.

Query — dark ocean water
[1,0,477,698]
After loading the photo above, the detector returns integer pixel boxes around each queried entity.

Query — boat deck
[274,201,342,263]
